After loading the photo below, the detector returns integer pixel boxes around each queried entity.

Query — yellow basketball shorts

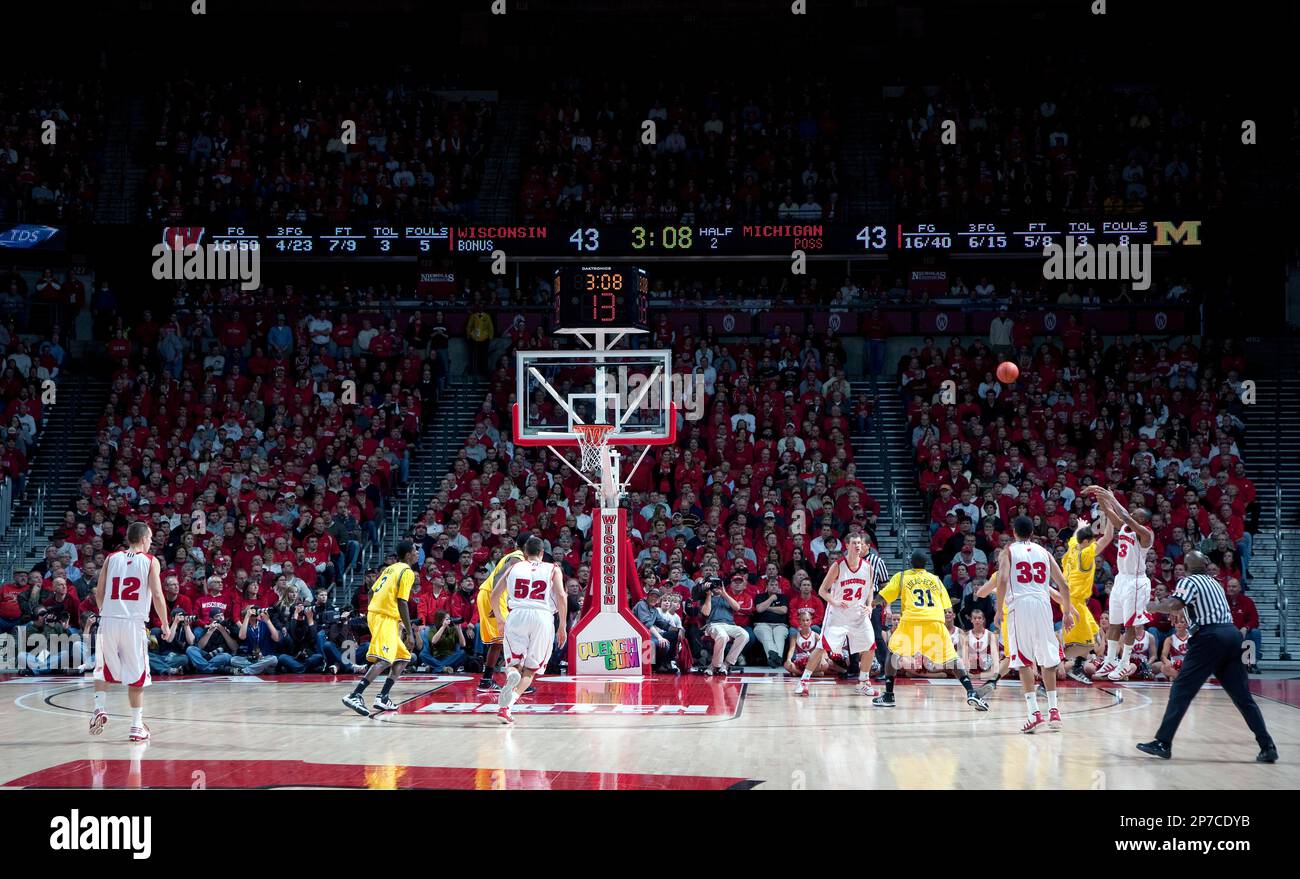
[477,589,508,644]
[887,620,957,665]
[366,613,411,663]
[1062,597,1100,646]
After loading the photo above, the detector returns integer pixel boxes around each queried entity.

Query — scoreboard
[166,219,1201,259]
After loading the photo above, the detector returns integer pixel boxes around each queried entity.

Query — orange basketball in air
[996,361,1019,383]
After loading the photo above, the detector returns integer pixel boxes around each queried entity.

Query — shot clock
[553,266,649,333]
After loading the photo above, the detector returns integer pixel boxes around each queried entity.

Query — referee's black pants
[1154,623,1274,748]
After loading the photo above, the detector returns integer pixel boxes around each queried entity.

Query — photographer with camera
[416,610,467,673]
[276,599,326,674]
[36,576,82,632]
[185,576,244,673]
[699,573,749,675]
[311,589,362,674]
[149,606,193,675]
[17,605,81,675]
[233,603,281,675]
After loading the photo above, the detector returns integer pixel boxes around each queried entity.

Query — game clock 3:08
[631,225,694,251]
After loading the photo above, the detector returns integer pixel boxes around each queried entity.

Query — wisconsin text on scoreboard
[153,219,1204,259]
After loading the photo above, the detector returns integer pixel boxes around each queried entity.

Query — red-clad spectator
[787,574,824,627]
[193,576,236,626]
[0,573,31,624]
[149,575,194,629]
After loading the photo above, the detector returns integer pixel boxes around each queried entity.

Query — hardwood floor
[2,673,1295,790]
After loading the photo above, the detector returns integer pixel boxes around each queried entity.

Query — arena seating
[0,290,449,673]
[884,80,1230,219]
[140,80,495,225]
[0,78,104,225]
[0,270,72,500]
[518,80,844,223]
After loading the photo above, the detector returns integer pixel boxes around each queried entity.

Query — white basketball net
[574,423,614,474]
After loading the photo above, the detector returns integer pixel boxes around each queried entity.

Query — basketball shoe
[1021,711,1047,734]
[1092,658,1120,679]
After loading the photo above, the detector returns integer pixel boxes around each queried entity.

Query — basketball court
[3,672,1297,790]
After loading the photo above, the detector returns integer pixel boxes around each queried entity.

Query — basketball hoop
[574,423,615,473]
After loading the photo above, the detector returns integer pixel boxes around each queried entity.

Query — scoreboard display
[170,219,1201,259]
[554,266,649,331]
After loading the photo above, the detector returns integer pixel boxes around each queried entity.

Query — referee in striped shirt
[1137,551,1277,762]
[857,541,891,677]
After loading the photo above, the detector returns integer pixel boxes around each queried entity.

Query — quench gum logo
[577,637,640,670]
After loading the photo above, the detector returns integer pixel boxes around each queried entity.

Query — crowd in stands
[0,267,74,501]
[3,73,1241,233]
[0,78,103,225]
[885,79,1231,219]
[141,79,494,226]
[1,281,456,675]
[518,79,843,224]
[902,326,1262,672]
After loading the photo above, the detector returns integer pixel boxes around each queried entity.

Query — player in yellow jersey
[872,550,988,710]
[475,545,525,691]
[342,541,419,716]
[1060,515,1113,684]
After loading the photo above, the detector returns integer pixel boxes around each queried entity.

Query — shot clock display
[554,266,649,332]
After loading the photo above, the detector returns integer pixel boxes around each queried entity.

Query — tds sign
[1152,220,1202,246]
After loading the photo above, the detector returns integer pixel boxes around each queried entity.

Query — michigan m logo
[1153,220,1201,246]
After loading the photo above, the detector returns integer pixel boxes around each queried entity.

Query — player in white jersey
[490,536,566,724]
[90,521,170,742]
[794,534,878,697]
[1000,516,1076,734]
[784,609,839,676]
[1127,627,1156,679]
[1153,614,1190,680]
[1083,486,1155,681]
[962,608,1000,679]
